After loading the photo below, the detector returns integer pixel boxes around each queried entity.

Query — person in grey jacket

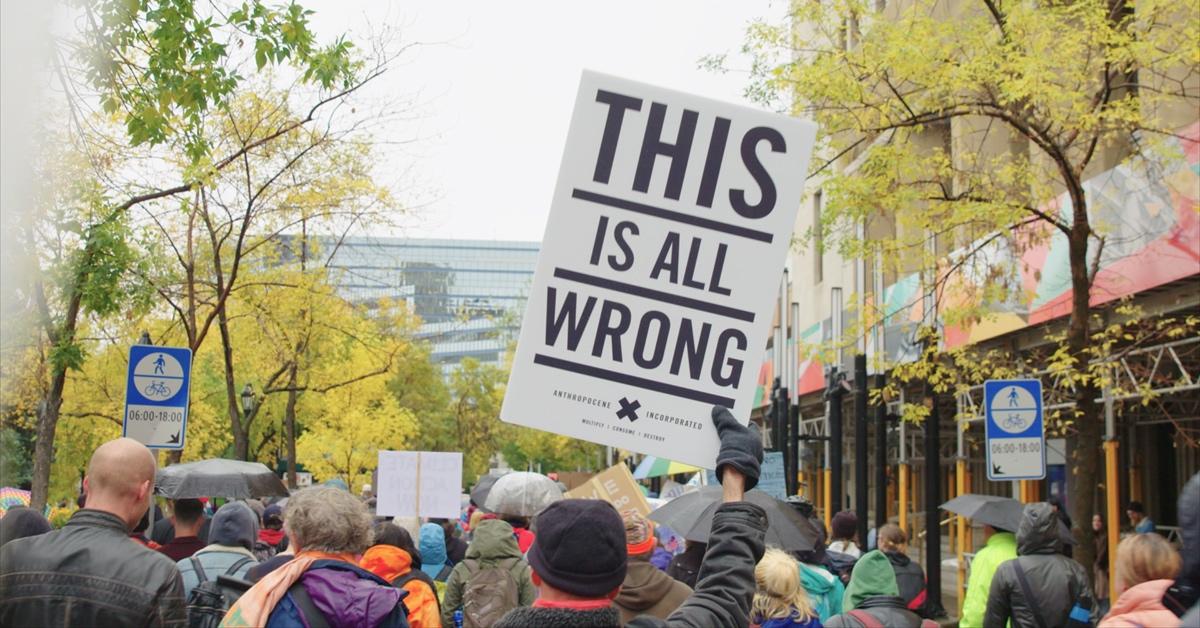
[983,502,1097,628]
[174,501,259,597]
[494,405,767,628]
[0,438,187,627]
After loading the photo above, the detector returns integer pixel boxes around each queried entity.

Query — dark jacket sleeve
[982,563,1014,628]
[440,563,466,626]
[645,502,767,628]
[153,568,188,628]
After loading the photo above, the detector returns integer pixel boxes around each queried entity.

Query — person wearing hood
[433,518,468,566]
[614,511,692,622]
[824,550,925,627]
[876,524,928,616]
[1163,471,1200,618]
[983,502,1097,628]
[959,522,1017,628]
[362,522,441,628]
[221,487,407,628]
[420,522,454,588]
[175,502,260,597]
[1099,533,1181,628]
[791,514,844,621]
[440,518,534,627]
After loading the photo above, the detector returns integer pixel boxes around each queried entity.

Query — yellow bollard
[823,469,832,533]
[1105,440,1120,602]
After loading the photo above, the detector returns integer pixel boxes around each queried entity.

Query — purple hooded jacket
[265,560,408,628]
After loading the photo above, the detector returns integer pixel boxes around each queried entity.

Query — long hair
[753,547,817,621]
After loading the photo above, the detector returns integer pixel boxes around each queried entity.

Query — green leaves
[79,0,360,162]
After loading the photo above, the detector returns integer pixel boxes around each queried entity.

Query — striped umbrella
[632,456,702,480]
[0,487,32,516]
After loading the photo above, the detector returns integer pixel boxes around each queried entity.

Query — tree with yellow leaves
[739,0,1198,572]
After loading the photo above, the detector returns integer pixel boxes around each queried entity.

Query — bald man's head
[83,438,156,526]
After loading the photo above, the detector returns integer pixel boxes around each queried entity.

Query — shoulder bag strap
[288,581,331,628]
[189,556,208,584]
[1010,560,1049,628]
[846,609,885,628]
[224,556,253,576]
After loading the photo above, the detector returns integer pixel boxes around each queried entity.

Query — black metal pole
[788,399,799,497]
[771,378,782,453]
[854,354,869,549]
[925,387,946,617]
[875,373,888,529]
[828,368,845,514]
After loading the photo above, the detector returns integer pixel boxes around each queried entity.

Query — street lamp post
[240,384,256,461]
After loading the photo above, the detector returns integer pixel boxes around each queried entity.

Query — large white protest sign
[376,451,463,519]
[501,71,816,468]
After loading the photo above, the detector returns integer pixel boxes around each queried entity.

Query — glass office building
[297,236,540,377]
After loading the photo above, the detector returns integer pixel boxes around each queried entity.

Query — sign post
[984,379,1046,481]
[501,71,817,468]
[123,345,193,450]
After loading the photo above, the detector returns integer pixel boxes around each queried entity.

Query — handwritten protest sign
[564,462,651,516]
[706,451,786,499]
[376,451,463,519]
[501,71,816,467]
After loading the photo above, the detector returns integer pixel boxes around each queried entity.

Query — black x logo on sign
[616,397,641,422]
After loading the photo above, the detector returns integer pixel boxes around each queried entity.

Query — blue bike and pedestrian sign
[984,379,1046,481]
[123,344,192,450]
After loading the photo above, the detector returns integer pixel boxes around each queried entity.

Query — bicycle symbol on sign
[144,380,172,398]
[1003,413,1027,430]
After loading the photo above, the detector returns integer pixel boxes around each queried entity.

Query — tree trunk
[30,370,67,512]
[1064,192,1101,582]
[284,363,299,488]
[217,306,248,460]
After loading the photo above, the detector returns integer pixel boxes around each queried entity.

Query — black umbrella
[649,486,819,552]
[942,494,1025,532]
[469,470,509,509]
[156,459,289,499]
[942,494,1076,545]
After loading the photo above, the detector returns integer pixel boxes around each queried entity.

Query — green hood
[842,550,899,609]
[465,519,523,563]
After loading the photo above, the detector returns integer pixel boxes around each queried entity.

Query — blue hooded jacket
[418,523,450,580]
[800,562,845,620]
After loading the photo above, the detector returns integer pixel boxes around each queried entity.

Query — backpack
[461,558,521,628]
[186,556,254,628]
[847,609,939,628]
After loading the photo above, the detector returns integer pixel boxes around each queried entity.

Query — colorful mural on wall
[755,123,1200,405]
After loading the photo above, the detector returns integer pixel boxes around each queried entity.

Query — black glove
[712,405,763,491]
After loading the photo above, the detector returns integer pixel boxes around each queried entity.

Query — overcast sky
[305,0,782,243]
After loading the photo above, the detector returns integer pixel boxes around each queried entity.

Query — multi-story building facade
[299,236,539,377]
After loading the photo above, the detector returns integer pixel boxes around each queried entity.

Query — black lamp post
[241,384,256,415]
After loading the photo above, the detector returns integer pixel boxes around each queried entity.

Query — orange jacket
[361,545,442,628]
[1099,579,1181,628]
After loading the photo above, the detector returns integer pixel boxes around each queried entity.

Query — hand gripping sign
[501,71,816,469]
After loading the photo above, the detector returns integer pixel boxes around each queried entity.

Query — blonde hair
[753,548,816,622]
[878,523,907,553]
[1114,533,1181,593]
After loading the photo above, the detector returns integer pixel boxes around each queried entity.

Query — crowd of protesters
[0,412,1197,628]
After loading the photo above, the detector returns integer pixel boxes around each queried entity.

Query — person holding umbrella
[942,495,1021,628]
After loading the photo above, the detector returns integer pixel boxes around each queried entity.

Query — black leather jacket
[0,509,187,627]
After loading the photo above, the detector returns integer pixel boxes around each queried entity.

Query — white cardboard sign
[501,71,816,468]
[376,451,463,519]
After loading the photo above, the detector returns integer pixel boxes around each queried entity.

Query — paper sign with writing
[706,451,786,499]
[564,462,651,516]
[376,451,463,519]
[501,70,817,467]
